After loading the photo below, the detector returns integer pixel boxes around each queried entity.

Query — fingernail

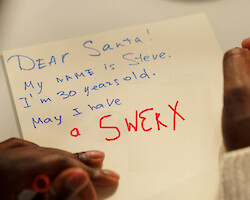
[103,169,120,179]
[66,168,88,191]
[86,150,105,159]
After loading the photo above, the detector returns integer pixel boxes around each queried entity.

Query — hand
[0,138,119,200]
[222,38,250,151]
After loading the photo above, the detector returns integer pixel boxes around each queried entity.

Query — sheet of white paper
[3,13,223,199]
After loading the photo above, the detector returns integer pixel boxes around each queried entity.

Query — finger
[42,148,105,168]
[223,47,250,150]
[242,38,250,50]
[223,47,250,91]
[78,182,97,200]
[223,47,250,116]
[0,138,38,150]
[73,150,105,168]
[57,158,120,187]
[61,158,119,187]
[33,168,97,200]
[91,169,120,187]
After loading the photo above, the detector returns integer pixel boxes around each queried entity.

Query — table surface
[0,0,249,141]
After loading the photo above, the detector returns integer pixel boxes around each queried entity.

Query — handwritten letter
[3,14,223,200]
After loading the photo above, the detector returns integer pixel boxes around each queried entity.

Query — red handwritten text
[99,101,185,141]
[70,128,81,137]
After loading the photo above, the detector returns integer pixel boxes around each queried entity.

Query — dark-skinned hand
[0,138,119,200]
[223,38,250,151]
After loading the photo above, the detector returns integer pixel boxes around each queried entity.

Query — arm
[218,38,250,200]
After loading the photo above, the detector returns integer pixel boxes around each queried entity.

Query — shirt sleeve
[217,147,250,200]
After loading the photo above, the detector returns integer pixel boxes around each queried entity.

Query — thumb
[34,168,97,200]
[223,47,250,150]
